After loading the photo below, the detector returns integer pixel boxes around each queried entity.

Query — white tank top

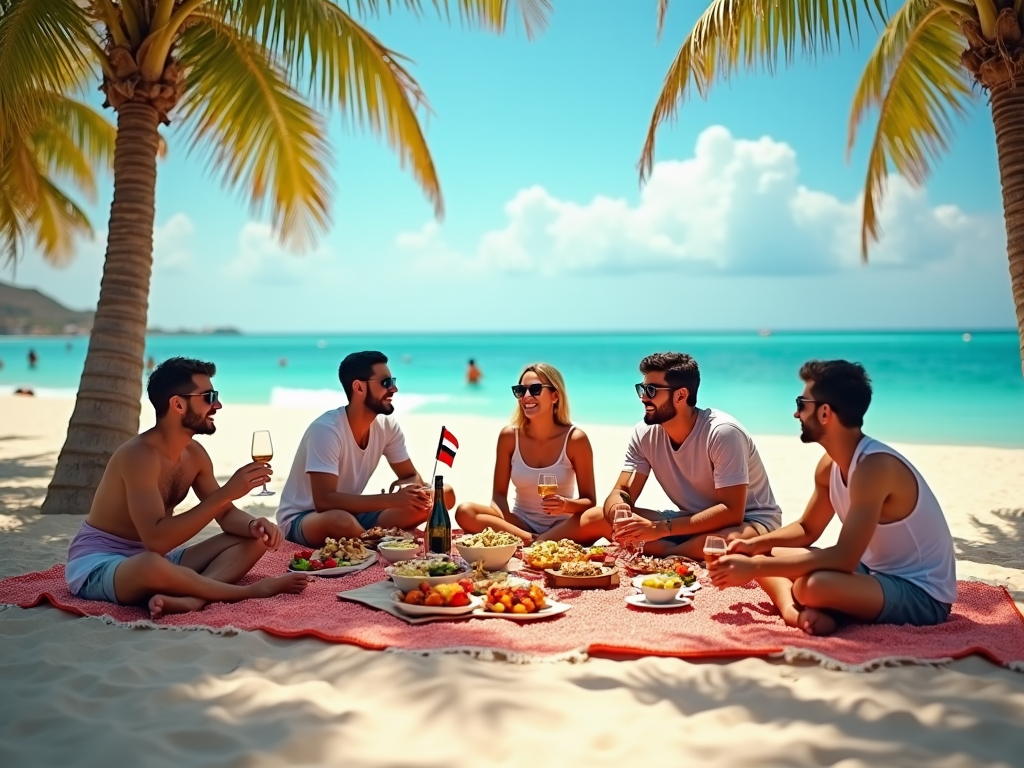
[829,436,957,604]
[510,426,576,528]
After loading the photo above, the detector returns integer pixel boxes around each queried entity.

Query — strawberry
[448,591,470,607]
[297,549,314,560]
[323,558,338,569]
[309,559,323,570]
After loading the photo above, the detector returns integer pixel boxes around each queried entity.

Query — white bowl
[454,541,519,571]
[385,564,469,593]
[377,541,422,564]
[640,584,683,604]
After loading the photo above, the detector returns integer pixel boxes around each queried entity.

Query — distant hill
[0,281,94,334]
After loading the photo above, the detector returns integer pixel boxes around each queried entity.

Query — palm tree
[0,0,549,515]
[640,0,1024,376]
[1,91,116,268]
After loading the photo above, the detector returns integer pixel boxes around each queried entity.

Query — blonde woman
[454,364,610,544]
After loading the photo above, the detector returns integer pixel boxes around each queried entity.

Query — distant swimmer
[466,359,483,386]
[279,357,288,368]
[28,349,38,369]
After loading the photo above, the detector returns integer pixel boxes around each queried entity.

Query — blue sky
[3,0,1015,332]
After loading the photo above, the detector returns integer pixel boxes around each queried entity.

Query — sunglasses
[366,377,397,389]
[795,396,824,410]
[511,383,554,399]
[635,383,675,399]
[180,390,220,405]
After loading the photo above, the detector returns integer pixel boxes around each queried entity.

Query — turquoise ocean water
[1,331,1022,448]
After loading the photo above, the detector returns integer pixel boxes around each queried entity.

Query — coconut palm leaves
[0,94,116,266]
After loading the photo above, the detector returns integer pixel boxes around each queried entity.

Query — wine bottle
[426,475,451,555]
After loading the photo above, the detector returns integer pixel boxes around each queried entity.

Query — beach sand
[2,395,1023,767]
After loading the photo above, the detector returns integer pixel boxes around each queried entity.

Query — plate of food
[361,526,415,550]
[471,581,569,620]
[544,560,617,587]
[521,539,589,570]
[392,581,483,616]
[631,570,700,592]
[624,593,693,610]
[624,554,698,575]
[288,537,376,576]
[385,554,471,592]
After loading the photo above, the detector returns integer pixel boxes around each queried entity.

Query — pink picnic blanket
[2,549,1022,670]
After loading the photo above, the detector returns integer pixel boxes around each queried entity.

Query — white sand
[2,395,1023,767]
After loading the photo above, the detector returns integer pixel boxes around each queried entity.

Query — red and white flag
[436,428,459,467]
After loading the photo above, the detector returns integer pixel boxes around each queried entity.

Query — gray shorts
[857,563,952,626]
[653,510,768,546]
[65,547,188,604]
[285,509,384,547]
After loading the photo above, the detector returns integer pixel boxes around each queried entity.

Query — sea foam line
[269,387,450,414]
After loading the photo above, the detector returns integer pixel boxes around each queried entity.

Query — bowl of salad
[377,538,421,564]
[384,554,471,592]
[454,528,520,571]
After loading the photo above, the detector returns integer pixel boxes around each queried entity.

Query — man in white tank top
[709,360,957,636]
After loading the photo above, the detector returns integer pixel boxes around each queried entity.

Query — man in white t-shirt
[709,360,956,635]
[605,352,782,560]
[276,351,455,547]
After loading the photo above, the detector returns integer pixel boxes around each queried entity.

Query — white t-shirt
[623,408,782,531]
[276,408,410,528]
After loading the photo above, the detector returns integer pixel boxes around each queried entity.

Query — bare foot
[249,573,309,598]
[149,594,206,619]
[797,607,838,636]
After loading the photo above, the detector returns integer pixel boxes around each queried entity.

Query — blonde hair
[511,363,572,428]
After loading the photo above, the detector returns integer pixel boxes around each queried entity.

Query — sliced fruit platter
[392,580,483,616]
[289,536,375,575]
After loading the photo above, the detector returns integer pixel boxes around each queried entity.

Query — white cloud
[153,213,195,273]
[223,222,338,285]
[396,125,1003,276]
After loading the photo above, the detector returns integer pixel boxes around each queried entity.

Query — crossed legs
[755,548,884,635]
[113,533,307,619]
[455,503,611,545]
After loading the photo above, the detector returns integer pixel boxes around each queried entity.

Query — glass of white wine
[538,473,557,499]
[251,430,275,497]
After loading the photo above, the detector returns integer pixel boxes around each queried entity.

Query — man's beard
[183,408,216,435]
[799,417,823,444]
[643,398,676,425]
[366,390,394,416]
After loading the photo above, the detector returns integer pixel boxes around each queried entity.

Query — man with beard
[605,352,781,560]
[65,357,307,619]
[709,360,956,635]
[277,350,454,547]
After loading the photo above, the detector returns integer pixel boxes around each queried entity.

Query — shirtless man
[709,360,957,635]
[64,357,308,619]
[276,350,455,547]
[604,352,782,560]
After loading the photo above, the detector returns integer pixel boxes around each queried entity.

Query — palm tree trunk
[40,103,160,515]
[990,80,1024,379]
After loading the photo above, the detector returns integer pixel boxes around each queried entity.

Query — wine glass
[703,535,727,567]
[537,473,557,499]
[611,502,642,561]
[251,430,275,497]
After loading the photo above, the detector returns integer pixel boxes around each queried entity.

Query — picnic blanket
[2,548,1022,670]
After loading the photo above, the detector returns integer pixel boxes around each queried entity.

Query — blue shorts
[857,563,952,626]
[65,547,187,605]
[652,510,769,546]
[284,510,384,547]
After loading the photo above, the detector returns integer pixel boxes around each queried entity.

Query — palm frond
[27,176,93,266]
[848,1,973,257]
[338,0,551,39]
[31,95,117,201]
[205,0,444,218]
[0,0,99,145]
[175,19,333,250]
[639,0,889,180]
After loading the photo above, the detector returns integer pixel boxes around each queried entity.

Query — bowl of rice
[454,528,521,571]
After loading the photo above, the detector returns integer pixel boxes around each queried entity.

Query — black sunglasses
[635,383,675,399]
[366,377,397,389]
[179,390,219,405]
[795,396,824,411]
[511,383,554,399]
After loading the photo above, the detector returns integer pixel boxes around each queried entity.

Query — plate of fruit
[473,580,571,620]
[392,580,483,616]
[630,562,700,591]
[289,537,376,576]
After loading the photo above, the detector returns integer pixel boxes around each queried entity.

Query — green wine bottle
[426,475,450,555]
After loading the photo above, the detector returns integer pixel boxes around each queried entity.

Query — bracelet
[248,519,258,531]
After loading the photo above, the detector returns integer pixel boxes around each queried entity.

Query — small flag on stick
[436,428,459,467]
